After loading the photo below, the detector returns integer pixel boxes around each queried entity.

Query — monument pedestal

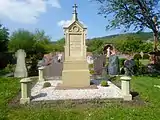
[61,60,90,88]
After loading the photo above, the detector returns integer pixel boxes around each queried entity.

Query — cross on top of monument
[72,4,78,21]
[73,4,77,13]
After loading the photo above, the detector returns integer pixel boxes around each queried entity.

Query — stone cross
[72,4,78,21]
[14,49,28,78]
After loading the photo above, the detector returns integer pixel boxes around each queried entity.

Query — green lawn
[1,76,160,120]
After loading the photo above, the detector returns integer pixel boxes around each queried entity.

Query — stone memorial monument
[14,49,28,78]
[61,4,90,88]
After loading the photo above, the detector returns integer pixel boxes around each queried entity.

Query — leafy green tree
[87,39,104,54]
[95,0,160,51]
[8,29,55,76]
[33,30,54,54]
[140,42,153,52]
[53,38,65,52]
[8,29,35,53]
[0,24,9,52]
[114,35,152,53]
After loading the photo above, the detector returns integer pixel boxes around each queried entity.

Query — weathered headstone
[61,4,90,88]
[124,59,136,76]
[14,49,28,78]
[94,55,106,75]
[108,54,119,75]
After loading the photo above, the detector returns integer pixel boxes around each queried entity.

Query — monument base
[123,94,132,101]
[20,97,30,104]
[61,60,90,88]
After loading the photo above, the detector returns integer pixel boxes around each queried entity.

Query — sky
[0,0,149,41]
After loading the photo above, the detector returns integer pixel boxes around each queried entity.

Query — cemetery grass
[1,77,160,120]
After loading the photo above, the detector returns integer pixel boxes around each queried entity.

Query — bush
[100,80,108,87]
[134,53,142,60]
[143,53,150,59]
[43,82,51,88]
[90,70,95,75]
[134,60,147,75]
[89,64,94,69]
[119,58,126,67]
[4,64,15,73]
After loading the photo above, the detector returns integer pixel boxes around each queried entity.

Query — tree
[95,0,160,52]
[33,30,54,54]
[8,29,35,53]
[87,38,104,54]
[52,38,65,52]
[0,24,9,52]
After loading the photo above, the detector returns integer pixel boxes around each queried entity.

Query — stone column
[38,66,45,82]
[20,78,32,104]
[120,76,132,101]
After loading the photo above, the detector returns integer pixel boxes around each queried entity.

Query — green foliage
[140,42,153,53]
[43,82,51,88]
[52,38,65,52]
[143,54,150,59]
[89,64,94,69]
[8,29,35,52]
[87,39,104,54]
[0,24,9,52]
[33,30,54,54]
[134,60,147,75]
[9,29,53,54]
[95,0,159,34]
[0,77,20,119]
[1,76,160,119]
[100,80,108,87]
[133,53,142,60]
[114,35,148,54]
[119,58,126,68]
[52,32,153,54]
[3,64,15,73]
[8,29,54,76]
[89,69,95,75]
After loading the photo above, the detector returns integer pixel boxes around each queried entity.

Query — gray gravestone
[124,59,135,76]
[14,49,28,78]
[94,55,106,75]
[108,55,119,75]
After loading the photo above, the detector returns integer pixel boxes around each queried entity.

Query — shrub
[100,80,108,87]
[43,82,51,88]
[119,58,126,67]
[133,53,142,60]
[4,64,15,73]
[90,70,95,75]
[143,53,150,59]
[89,64,94,69]
[134,60,147,75]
